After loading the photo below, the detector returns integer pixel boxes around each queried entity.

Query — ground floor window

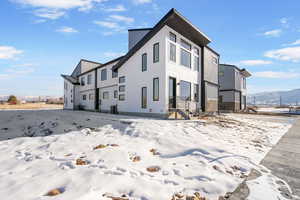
[193,83,199,102]
[82,95,86,100]
[141,87,147,108]
[119,94,125,101]
[180,80,191,101]
[153,78,159,101]
[103,92,109,99]
[114,90,118,98]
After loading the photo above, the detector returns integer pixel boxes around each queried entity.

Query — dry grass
[0,103,63,110]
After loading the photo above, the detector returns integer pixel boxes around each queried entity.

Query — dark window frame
[119,85,125,92]
[169,32,176,43]
[142,53,147,72]
[81,77,85,86]
[87,74,92,84]
[82,94,87,100]
[153,78,159,101]
[119,94,125,101]
[101,69,107,81]
[112,69,118,78]
[119,76,125,83]
[141,87,147,109]
[153,43,159,63]
[102,91,109,99]
[114,90,118,98]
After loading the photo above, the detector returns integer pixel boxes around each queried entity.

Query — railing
[168,96,201,119]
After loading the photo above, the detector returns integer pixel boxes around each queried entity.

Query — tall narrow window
[193,48,200,71]
[142,53,147,71]
[114,90,118,98]
[101,69,107,81]
[141,87,147,108]
[180,80,191,101]
[169,32,176,42]
[153,78,159,101]
[87,74,92,84]
[194,84,199,102]
[119,85,125,92]
[170,43,176,62]
[112,69,118,78]
[153,43,159,63]
[180,40,191,68]
[81,77,85,86]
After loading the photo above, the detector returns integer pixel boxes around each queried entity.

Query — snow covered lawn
[0,110,294,200]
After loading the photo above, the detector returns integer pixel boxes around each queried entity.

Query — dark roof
[220,64,251,77]
[128,28,153,31]
[112,8,211,71]
[77,56,124,77]
[61,74,80,85]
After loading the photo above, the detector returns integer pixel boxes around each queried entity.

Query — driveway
[261,117,300,196]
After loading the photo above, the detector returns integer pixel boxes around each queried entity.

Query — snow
[0,110,295,200]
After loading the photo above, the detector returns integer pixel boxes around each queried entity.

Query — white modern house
[62,8,220,119]
[219,64,251,111]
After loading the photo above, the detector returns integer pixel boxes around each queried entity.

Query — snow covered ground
[0,110,296,200]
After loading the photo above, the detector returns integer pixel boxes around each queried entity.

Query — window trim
[119,94,125,101]
[119,76,125,83]
[112,69,118,78]
[153,78,159,101]
[169,42,176,62]
[141,87,147,109]
[142,53,147,72]
[119,85,125,92]
[102,91,109,100]
[180,48,191,68]
[180,80,191,101]
[87,74,92,84]
[169,32,177,43]
[153,43,159,63]
[114,90,118,98]
[101,68,107,81]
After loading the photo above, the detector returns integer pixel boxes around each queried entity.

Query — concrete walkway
[261,117,300,196]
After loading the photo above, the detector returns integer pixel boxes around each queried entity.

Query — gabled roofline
[80,59,102,65]
[112,8,212,71]
[205,45,220,57]
[61,74,80,85]
[77,56,124,77]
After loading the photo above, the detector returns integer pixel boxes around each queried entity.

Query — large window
[112,69,118,78]
[81,77,85,86]
[153,43,159,63]
[180,40,191,68]
[101,69,107,81]
[193,48,200,71]
[141,87,147,108]
[153,78,159,101]
[119,94,125,101]
[194,84,199,102]
[142,53,147,71]
[103,92,109,99]
[119,76,125,83]
[119,85,125,92]
[87,74,92,84]
[180,80,191,101]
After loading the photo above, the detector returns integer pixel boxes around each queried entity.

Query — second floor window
[112,69,118,78]
[153,43,159,63]
[170,43,176,62]
[142,53,147,71]
[119,76,125,83]
[87,74,92,84]
[193,47,200,71]
[82,94,86,100]
[101,69,107,81]
[103,92,109,99]
[180,40,191,68]
[81,77,85,86]
[119,85,125,92]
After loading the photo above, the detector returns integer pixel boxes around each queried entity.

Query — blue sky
[0,0,299,96]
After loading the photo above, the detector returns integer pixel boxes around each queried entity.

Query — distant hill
[247,88,300,105]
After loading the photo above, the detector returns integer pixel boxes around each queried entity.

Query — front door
[169,77,176,108]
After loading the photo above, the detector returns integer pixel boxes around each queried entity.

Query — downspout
[201,46,205,112]
[217,56,220,115]
[94,69,98,111]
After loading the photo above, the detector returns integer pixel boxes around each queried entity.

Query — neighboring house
[219,64,251,112]
[61,8,220,118]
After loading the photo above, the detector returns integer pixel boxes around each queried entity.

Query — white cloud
[94,21,120,29]
[109,15,134,24]
[263,29,282,37]
[56,26,78,33]
[33,8,65,19]
[103,4,126,12]
[280,17,288,24]
[103,51,124,58]
[285,39,300,46]
[264,46,300,62]
[12,0,106,19]
[253,71,300,79]
[239,60,272,66]
[6,67,35,75]
[132,0,152,4]
[0,46,23,59]
[0,74,10,80]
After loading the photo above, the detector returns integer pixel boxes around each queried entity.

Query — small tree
[7,95,17,104]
